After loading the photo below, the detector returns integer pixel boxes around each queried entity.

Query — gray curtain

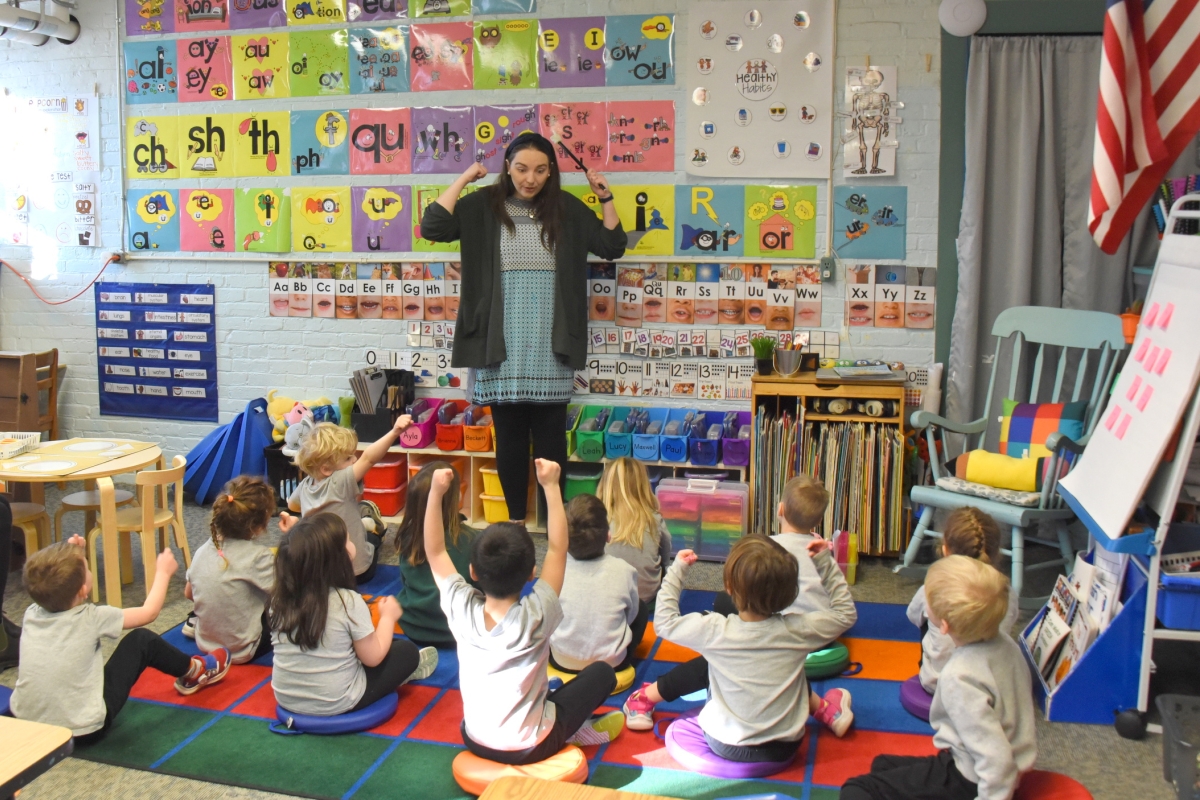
[947,36,1136,427]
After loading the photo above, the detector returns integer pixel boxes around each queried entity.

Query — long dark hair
[397,461,463,567]
[269,512,358,651]
[486,132,563,254]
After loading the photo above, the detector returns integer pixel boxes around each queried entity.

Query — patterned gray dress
[470,197,575,405]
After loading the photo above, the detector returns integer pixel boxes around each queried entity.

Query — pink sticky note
[1105,404,1122,430]
[1137,384,1154,411]
[1156,348,1172,375]
[1116,413,1132,440]
[1142,302,1160,328]
[1159,303,1174,330]
[1126,375,1142,401]
[1146,346,1161,370]
[1135,337,1152,362]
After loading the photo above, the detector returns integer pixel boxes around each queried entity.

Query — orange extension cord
[1,254,121,305]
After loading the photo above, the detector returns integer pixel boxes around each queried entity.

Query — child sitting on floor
[269,512,437,717]
[550,494,643,672]
[599,457,673,608]
[425,459,625,765]
[394,461,476,648]
[624,535,858,761]
[184,476,280,664]
[906,507,1018,693]
[288,416,411,585]
[12,539,229,742]
[841,555,1036,800]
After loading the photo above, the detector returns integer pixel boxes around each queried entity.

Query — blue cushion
[0,684,11,716]
[272,692,398,735]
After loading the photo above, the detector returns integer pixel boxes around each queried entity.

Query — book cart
[1021,198,1200,735]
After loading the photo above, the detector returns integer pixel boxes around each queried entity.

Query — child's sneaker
[175,648,231,695]
[403,646,439,684]
[359,499,386,537]
[568,710,625,746]
[815,688,854,737]
[622,684,656,732]
[181,611,196,639]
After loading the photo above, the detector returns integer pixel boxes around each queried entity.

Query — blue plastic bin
[688,412,721,466]
[1157,524,1200,631]
[632,408,670,462]
[721,411,753,467]
[603,407,633,459]
[659,408,696,463]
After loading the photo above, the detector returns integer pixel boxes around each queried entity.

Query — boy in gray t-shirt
[425,459,627,765]
[11,539,229,740]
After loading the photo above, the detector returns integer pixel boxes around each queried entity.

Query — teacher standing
[420,132,626,524]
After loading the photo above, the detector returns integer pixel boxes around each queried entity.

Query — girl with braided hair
[905,508,1018,692]
[183,476,283,664]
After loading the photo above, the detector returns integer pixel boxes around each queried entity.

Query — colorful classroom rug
[73,566,934,800]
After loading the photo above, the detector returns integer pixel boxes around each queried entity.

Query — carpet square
[74,701,214,768]
[368,684,443,736]
[644,622,702,663]
[600,721,683,769]
[842,638,923,682]
[590,764,807,800]
[129,664,271,712]
[811,728,939,787]
[232,682,278,720]
[356,564,403,596]
[807,678,934,735]
[635,661,707,713]
[678,589,717,616]
[408,689,465,745]
[352,741,470,800]
[159,624,205,658]
[844,602,922,642]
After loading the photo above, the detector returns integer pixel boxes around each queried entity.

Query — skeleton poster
[842,66,900,178]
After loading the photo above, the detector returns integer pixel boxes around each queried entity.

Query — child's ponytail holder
[226,494,235,503]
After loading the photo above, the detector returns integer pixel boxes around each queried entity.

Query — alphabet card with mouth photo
[176,35,232,102]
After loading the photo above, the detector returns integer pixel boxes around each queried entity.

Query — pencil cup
[773,350,803,377]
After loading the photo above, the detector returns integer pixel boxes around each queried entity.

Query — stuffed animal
[267,390,337,442]
[283,417,317,455]
[266,390,298,443]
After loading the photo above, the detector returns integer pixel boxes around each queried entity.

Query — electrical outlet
[820,255,837,283]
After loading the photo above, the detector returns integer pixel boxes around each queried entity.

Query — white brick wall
[0,0,940,458]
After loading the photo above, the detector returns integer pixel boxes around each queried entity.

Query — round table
[0,440,164,607]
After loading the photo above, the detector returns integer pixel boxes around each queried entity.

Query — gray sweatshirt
[908,584,1020,693]
[655,549,857,747]
[930,634,1037,800]
[605,512,673,603]
[550,554,640,670]
[770,532,833,616]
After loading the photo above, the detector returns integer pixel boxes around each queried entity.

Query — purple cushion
[664,715,796,779]
[899,675,933,721]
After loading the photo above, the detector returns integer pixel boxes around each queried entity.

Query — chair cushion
[944,450,1068,493]
[899,675,933,721]
[272,692,398,735]
[999,399,1086,459]
[936,476,1041,508]
[664,715,796,779]
[61,489,136,509]
[451,745,588,796]
[547,663,637,695]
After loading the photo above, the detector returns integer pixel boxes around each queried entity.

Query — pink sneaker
[622,684,656,731]
[815,688,854,737]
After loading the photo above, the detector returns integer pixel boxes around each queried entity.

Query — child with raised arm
[425,459,625,765]
[841,555,1036,800]
[288,416,411,585]
[12,539,229,742]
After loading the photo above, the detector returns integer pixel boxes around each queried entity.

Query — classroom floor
[0,487,1176,800]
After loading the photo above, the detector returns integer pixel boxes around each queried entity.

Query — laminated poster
[179,113,235,179]
[410,22,473,92]
[412,184,460,252]
[675,184,744,257]
[666,263,695,325]
[588,262,615,322]
[346,0,405,22]
[269,261,301,316]
[127,0,174,35]
[290,109,350,176]
[357,263,384,319]
[563,185,603,219]
[176,35,234,103]
[717,263,746,325]
[351,185,411,252]
[126,188,180,252]
[411,106,473,174]
[349,107,412,174]
[845,264,873,328]
[348,26,409,94]
[615,265,644,328]
[123,42,179,105]
[377,263,405,320]
[288,29,351,97]
[538,101,607,175]
[285,0,346,25]
[292,186,352,252]
[795,264,823,329]
[421,262,448,320]
[180,188,234,252]
[310,263,344,317]
[235,187,291,252]
[232,110,291,176]
[905,266,935,329]
[409,0,468,17]
[872,265,905,328]
[694,263,720,327]
[126,115,181,180]
[536,16,604,90]
[231,33,290,99]
[399,262,424,318]
[472,104,536,173]
[175,0,229,32]
[606,100,674,172]
[472,0,534,13]
[603,15,674,88]
[743,185,817,259]
[615,184,673,257]
[832,185,907,260]
[229,0,287,29]
[473,19,538,90]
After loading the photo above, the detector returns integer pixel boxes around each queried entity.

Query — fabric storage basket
[603,407,633,459]
[720,411,753,467]
[659,409,697,463]
[435,399,470,451]
[631,408,669,462]
[463,406,494,452]
[399,398,445,449]
[574,406,611,462]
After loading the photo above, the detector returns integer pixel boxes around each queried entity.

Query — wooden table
[0,716,74,799]
[0,440,164,608]
[479,776,673,800]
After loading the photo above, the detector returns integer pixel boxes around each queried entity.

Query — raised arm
[125,548,178,629]
[787,548,857,644]
[582,170,627,259]
[424,468,459,584]
[654,550,722,650]
[536,459,568,595]
[354,414,412,481]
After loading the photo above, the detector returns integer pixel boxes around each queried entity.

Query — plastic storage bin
[659,408,697,463]
[481,494,510,524]
[656,478,701,554]
[1158,694,1200,799]
[565,464,604,501]
[632,408,670,462]
[698,480,748,560]
[435,399,470,451]
[574,406,611,462]
[688,412,721,467]
[464,406,494,452]
[603,407,633,459]
[565,403,583,457]
[263,443,302,507]
[1157,523,1200,631]
[721,411,753,467]
[479,467,503,496]
[399,398,445,449]
[364,457,406,490]
[363,484,405,517]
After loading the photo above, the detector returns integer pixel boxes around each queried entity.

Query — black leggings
[840,751,978,800]
[350,639,421,711]
[355,531,384,586]
[462,661,616,765]
[490,403,568,521]
[75,628,193,745]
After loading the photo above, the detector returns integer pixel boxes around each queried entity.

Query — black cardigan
[420,189,627,371]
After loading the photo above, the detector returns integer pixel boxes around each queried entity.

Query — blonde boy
[840,556,1036,800]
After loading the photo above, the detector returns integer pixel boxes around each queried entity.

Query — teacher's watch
[597,193,614,203]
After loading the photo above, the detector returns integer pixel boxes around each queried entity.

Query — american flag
[1088,0,1200,254]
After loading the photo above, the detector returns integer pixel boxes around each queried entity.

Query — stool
[899,675,934,722]
[270,692,398,735]
[806,641,851,680]
[54,488,137,543]
[1014,770,1093,799]
[547,663,636,696]
[664,715,796,779]
[451,745,588,796]
[12,503,50,557]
